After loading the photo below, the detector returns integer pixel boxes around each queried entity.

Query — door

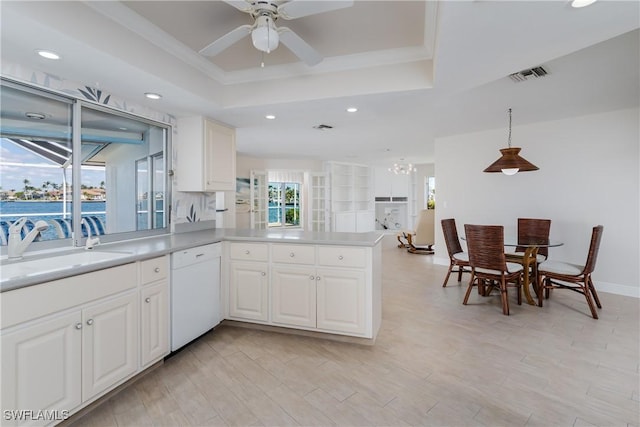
[250,170,268,229]
[141,282,169,367]
[310,172,329,231]
[271,265,316,328]
[1,312,82,426]
[82,292,138,401]
[316,268,366,335]
[229,262,268,321]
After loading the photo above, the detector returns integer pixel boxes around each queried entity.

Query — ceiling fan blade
[199,24,252,57]
[278,0,354,20]
[223,0,254,13]
[277,27,323,66]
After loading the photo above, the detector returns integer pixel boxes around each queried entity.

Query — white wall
[434,108,639,297]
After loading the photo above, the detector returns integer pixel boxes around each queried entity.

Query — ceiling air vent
[313,124,333,130]
[509,66,549,83]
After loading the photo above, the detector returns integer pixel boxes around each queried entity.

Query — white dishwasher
[171,243,221,351]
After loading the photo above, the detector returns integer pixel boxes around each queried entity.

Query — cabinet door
[316,268,366,335]
[333,212,356,232]
[1,312,82,426]
[82,292,138,401]
[204,119,236,191]
[140,281,169,367]
[229,262,268,321]
[271,266,316,328]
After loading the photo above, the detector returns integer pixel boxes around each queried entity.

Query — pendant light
[484,108,538,175]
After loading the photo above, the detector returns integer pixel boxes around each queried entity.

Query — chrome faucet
[83,218,101,250]
[7,217,49,259]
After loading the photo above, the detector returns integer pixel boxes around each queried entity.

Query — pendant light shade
[484,108,538,175]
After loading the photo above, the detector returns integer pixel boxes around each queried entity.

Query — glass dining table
[460,236,563,305]
[504,239,563,305]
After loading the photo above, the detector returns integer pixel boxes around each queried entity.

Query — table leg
[521,247,538,305]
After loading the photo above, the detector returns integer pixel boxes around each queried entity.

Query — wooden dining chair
[507,218,552,261]
[441,218,470,287]
[537,225,604,319]
[464,224,523,315]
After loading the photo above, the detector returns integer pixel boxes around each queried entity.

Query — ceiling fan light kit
[252,15,278,53]
[199,0,354,66]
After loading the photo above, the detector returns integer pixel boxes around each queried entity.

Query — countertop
[0,228,384,292]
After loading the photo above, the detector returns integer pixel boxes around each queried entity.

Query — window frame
[0,78,172,253]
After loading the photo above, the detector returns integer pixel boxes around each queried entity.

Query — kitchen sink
[0,249,134,283]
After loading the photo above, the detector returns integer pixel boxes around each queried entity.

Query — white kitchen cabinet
[177,116,236,192]
[139,256,169,367]
[140,281,169,368]
[316,268,366,335]
[228,242,269,322]
[264,243,373,337]
[82,291,138,401]
[229,262,269,322]
[271,265,316,328]
[1,312,82,427]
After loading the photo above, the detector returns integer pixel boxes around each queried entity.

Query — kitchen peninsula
[0,228,383,426]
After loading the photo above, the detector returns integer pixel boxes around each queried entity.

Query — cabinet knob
[86,319,94,326]
[154,267,160,273]
[75,323,82,330]
[245,250,250,255]
[338,255,344,260]
[309,275,315,280]
[316,276,321,281]
[261,272,266,276]
[290,252,295,257]
[145,297,151,303]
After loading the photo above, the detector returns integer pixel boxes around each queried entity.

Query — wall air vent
[313,124,333,130]
[509,66,549,83]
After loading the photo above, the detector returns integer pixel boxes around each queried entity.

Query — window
[425,176,435,209]
[0,79,170,250]
[268,182,301,228]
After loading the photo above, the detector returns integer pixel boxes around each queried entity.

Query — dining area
[441,217,604,319]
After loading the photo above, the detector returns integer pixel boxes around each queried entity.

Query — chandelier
[388,161,416,175]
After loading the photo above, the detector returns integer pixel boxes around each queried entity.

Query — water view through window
[268,182,300,228]
[0,79,169,248]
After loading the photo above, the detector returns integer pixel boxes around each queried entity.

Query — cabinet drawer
[271,244,315,265]
[140,256,168,284]
[318,246,367,268]
[229,242,268,262]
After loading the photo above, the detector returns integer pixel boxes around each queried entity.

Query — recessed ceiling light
[36,50,60,60]
[144,92,162,100]
[346,107,358,113]
[265,114,276,120]
[571,0,597,7]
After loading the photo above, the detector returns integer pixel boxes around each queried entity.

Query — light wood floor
[70,236,639,427]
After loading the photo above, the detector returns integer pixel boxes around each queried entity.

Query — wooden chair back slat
[516,218,551,258]
[464,224,507,272]
[442,218,463,257]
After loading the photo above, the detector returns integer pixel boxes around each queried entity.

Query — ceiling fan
[199,0,354,66]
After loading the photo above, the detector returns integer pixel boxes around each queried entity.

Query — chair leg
[516,278,522,306]
[581,281,599,319]
[463,274,475,305]
[587,276,602,309]
[500,278,509,315]
[457,266,464,282]
[442,264,453,287]
[544,277,551,300]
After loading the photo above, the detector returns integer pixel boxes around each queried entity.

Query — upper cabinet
[177,116,236,192]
